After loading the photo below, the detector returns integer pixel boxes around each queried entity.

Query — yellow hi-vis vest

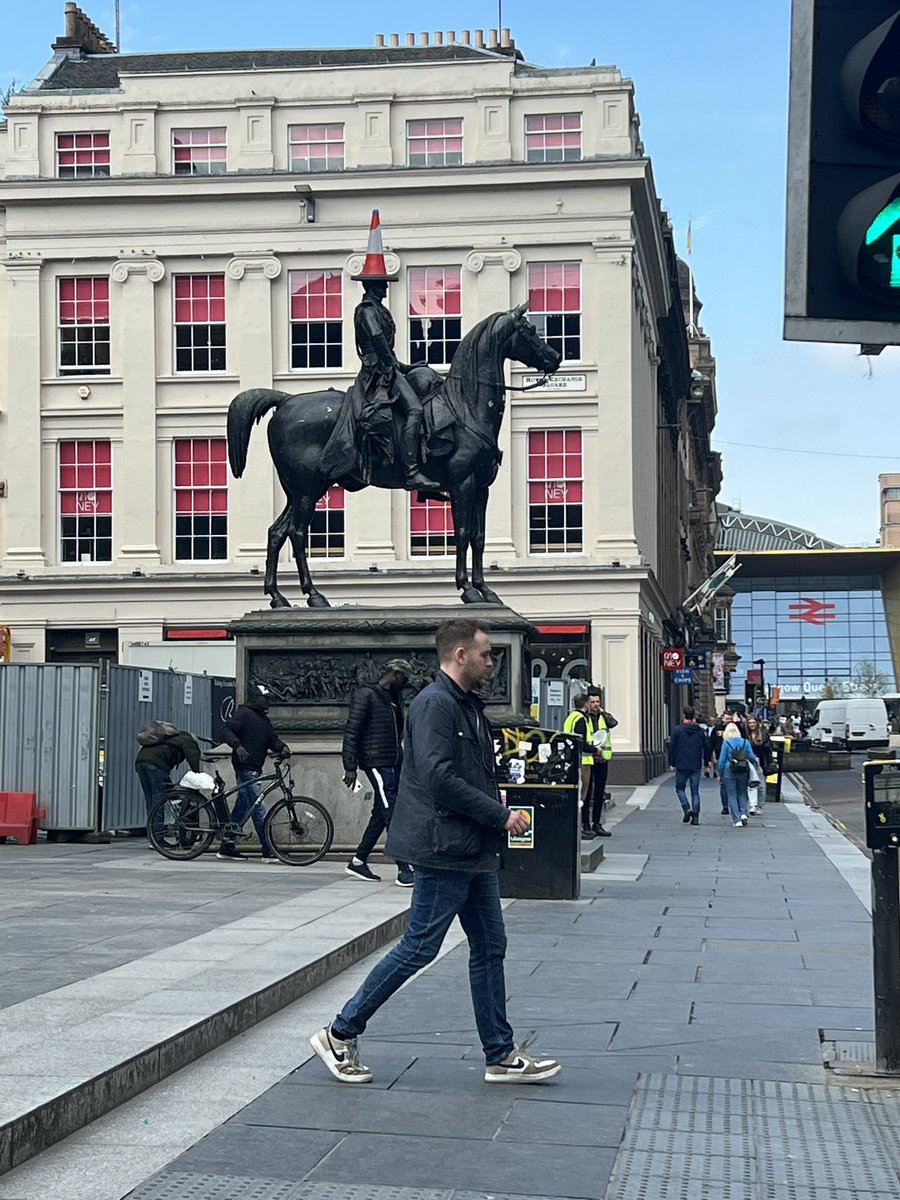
[563,709,595,765]
[594,713,613,762]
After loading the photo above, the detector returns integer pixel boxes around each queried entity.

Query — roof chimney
[447,30,456,43]
[501,28,511,46]
[375,33,385,46]
[434,31,443,45]
[390,33,399,46]
[475,29,485,48]
[461,30,471,45]
[53,3,117,54]
[406,33,415,46]
[488,28,499,48]
[420,32,429,45]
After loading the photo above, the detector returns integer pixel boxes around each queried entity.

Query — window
[408,267,461,365]
[58,440,112,563]
[525,113,582,163]
[309,485,345,558]
[174,438,228,561]
[288,123,344,172]
[174,274,226,372]
[56,131,110,178]
[406,118,463,167]
[884,487,900,501]
[290,270,342,368]
[715,605,729,644]
[528,262,581,360]
[527,429,583,554]
[410,495,455,556]
[172,128,227,175]
[58,277,110,376]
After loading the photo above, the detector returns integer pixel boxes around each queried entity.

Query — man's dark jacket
[341,682,403,771]
[135,731,200,774]
[221,705,288,772]
[668,721,708,771]
[386,671,508,873]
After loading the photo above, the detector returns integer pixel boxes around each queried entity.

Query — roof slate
[40,45,496,90]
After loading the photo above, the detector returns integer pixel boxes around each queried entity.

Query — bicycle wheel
[148,789,217,860]
[265,795,334,865]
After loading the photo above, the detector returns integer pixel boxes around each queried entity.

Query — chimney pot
[420,32,429,45]
[475,29,484,48]
[489,28,499,47]
[447,30,456,43]
[501,27,511,46]
[406,33,415,46]
[375,33,385,46]
[434,31,443,45]
[390,33,399,46]
[461,30,471,45]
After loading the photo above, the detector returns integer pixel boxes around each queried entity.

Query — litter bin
[493,725,581,900]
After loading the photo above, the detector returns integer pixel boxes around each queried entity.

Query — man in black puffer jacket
[342,659,413,887]
[310,618,561,1088]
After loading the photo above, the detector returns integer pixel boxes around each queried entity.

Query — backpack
[136,720,177,747]
[730,742,751,774]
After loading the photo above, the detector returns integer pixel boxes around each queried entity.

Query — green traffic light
[865,199,900,246]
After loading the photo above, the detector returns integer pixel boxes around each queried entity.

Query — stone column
[111,257,165,564]
[464,246,521,560]
[227,254,281,564]
[1,257,45,568]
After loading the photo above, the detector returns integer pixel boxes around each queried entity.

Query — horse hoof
[460,587,485,605]
[307,593,331,608]
[477,587,503,606]
[268,595,292,609]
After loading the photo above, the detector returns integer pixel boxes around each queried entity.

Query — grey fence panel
[0,664,101,830]
[102,666,214,831]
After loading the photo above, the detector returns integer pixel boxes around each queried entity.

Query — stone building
[0,5,721,781]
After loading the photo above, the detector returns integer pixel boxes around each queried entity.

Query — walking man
[343,658,414,887]
[310,618,561,1085]
[668,705,707,825]
[219,684,290,861]
[586,690,615,837]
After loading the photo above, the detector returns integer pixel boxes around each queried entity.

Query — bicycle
[147,754,334,866]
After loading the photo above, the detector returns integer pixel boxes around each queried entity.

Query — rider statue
[348,211,441,492]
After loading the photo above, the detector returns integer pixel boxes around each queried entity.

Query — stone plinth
[228,605,534,846]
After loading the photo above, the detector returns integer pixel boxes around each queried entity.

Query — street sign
[672,669,694,686]
[661,648,685,671]
[786,1,900,345]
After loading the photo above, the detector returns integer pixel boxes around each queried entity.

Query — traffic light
[785,2,900,345]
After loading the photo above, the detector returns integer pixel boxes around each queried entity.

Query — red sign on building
[661,648,685,671]
[788,598,836,626]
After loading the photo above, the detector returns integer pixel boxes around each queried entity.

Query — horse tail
[227,389,292,477]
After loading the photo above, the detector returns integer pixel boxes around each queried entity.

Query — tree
[820,679,844,700]
[1,79,19,112]
[852,660,889,698]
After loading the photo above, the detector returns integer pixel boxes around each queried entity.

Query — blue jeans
[136,762,170,839]
[674,768,701,814]
[357,766,409,872]
[332,867,514,1065]
[722,768,749,821]
[228,768,273,856]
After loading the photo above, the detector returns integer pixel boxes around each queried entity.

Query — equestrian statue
[227,210,561,609]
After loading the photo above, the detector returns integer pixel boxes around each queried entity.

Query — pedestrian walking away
[342,658,414,887]
[310,617,561,1086]
[717,721,759,827]
[135,720,202,844]
[746,716,772,813]
[219,684,291,861]
[668,705,706,825]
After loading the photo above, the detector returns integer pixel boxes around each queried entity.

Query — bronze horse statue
[227,304,560,608]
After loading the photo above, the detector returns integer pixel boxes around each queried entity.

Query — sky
[4,0,899,547]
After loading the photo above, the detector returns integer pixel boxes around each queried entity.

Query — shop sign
[661,648,685,671]
[672,669,694,686]
[685,651,708,670]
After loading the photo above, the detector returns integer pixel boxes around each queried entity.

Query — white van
[809,698,889,750]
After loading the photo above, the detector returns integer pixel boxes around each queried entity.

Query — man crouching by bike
[219,683,291,862]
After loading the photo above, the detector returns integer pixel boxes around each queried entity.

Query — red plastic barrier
[0,792,47,845]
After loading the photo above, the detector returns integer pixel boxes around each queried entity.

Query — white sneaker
[309,1027,373,1084]
[484,1048,561,1083]
[734,820,743,827]
[260,855,281,864]
[741,815,749,826]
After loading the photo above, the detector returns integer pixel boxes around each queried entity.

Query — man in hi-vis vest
[586,690,616,837]
[562,694,600,840]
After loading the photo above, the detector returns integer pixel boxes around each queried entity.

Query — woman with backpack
[717,721,760,828]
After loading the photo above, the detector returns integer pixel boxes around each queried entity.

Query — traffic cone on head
[351,209,399,280]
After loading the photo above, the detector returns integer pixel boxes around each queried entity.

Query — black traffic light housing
[785,1,900,344]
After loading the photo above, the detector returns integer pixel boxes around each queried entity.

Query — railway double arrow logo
[787,598,837,626]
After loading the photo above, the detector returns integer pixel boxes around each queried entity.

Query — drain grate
[605,1075,900,1200]
[297,1188,452,1200]
[128,1173,303,1200]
